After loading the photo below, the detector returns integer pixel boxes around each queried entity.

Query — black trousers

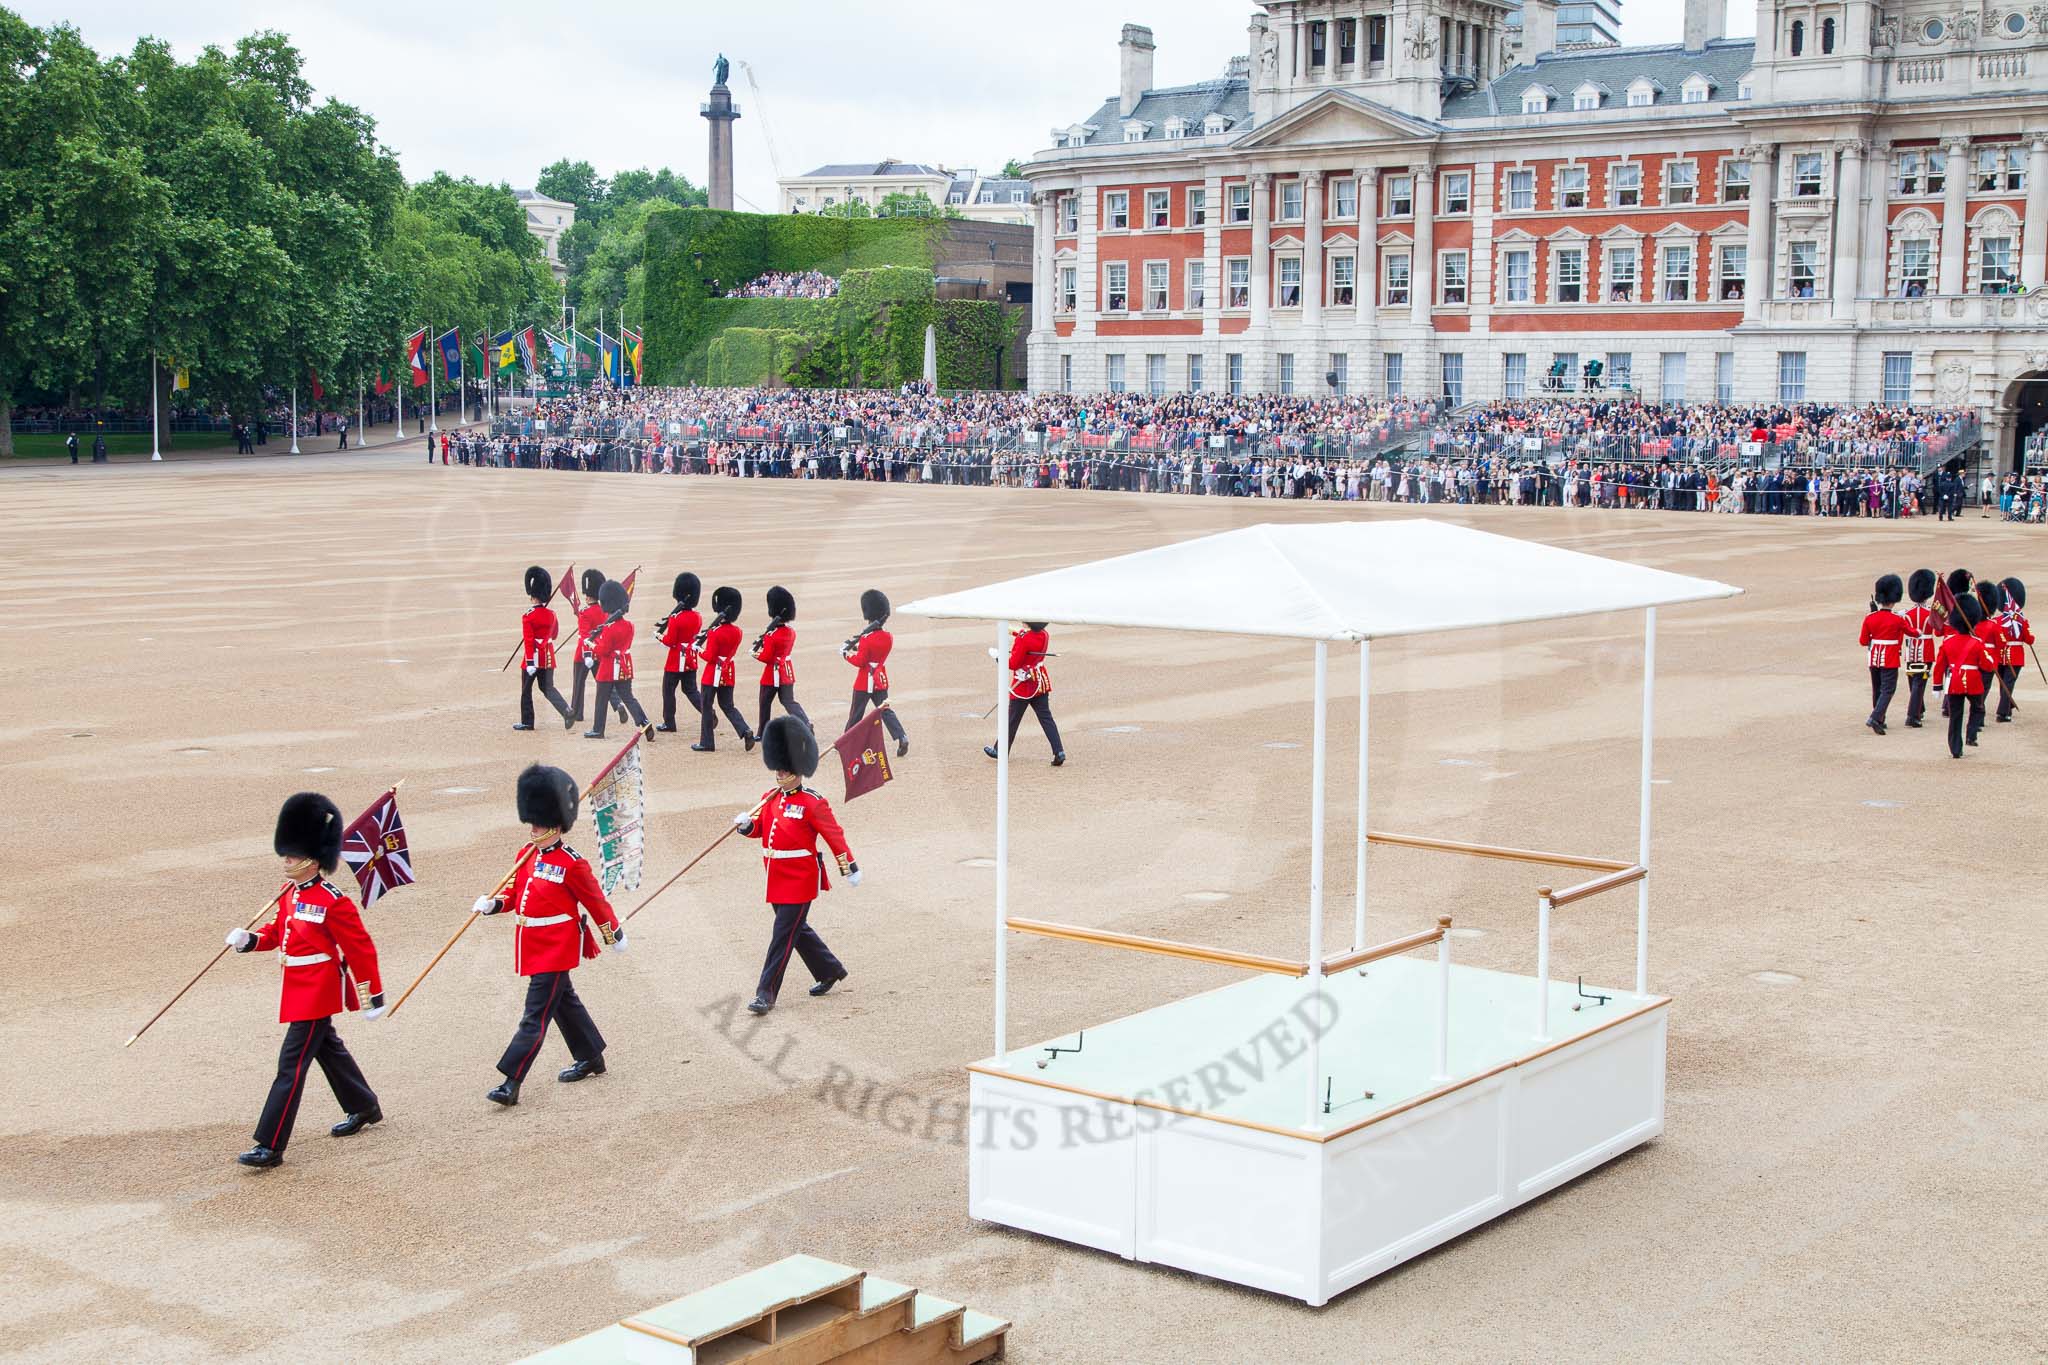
[569,657,592,720]
[1005,694,1063,756]
[497,970,605,1081]
[756,683,811,736]
[699,682,755,748]
[1867,667,1898,728]
[1995,664,2018,720]
[756,901,844,1002]
[848,690,908,743]
[1905,670,1929,725]
[1944,691,1987,755]
[662,669,704,727]
[586,679,649,735]
[521,665,571,727]
[255,1016,377,1153]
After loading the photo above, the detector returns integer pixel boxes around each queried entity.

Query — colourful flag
[830,710,897,802]
[571,329,601,378]
[340,787,416,908]
[469,337,488,380]
[516,326,539,375]
[595,330,616,383]
[494,330,517,371]
[437,328,462,381]
[624,328,643,386]
[308,368,325,401]
[544,329,571,378]
[584,736,645,895]
[172,365,190,392]
[407,328,429,387]
[372,369,392,397]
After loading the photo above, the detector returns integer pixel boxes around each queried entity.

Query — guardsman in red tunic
[1995,576,2031,722]
[226,793,384,1168]
[843,588,909,757]
[656,572,705,734]
[582,579,655,741]
[569,567,608,725]
[1971,580,2014,726]
[516,564,574,732]
[471,765,626,1105]
[1859,574,1907,736]
[693,585,758,752]
[1932,597,1997,756]
[1901,569,1944,729]
[751,584,814,736]
[733,717,856,1014]
[983,622,1065,766]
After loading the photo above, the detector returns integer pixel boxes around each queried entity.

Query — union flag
[829,709,896,803]
[341,788,416,907]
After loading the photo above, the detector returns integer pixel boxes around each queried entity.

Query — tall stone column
[1251,172,1273,331]
[1411,163,1435,317]
[1860,141,1891,298]
[1303,171,1325,327]
[2022,134,2048,289]
[700,67,741,211]
[1938,138,1969,295]
[1033,193,1055,332]
[1743,143,1775,322]
[1830,141,1865,321]
[1357,167,1379,319]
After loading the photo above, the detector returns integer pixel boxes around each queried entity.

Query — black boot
[984,744,999,759]
[897,739,908,758]
[743,731,757,753]
[747,995,774,1015]
[511,722,534,731]
[330,1106,382,1137]
[691,741,715,752]
[487,1077,521,1106]
[558,1057,607,1083]
[1051,751,1067,767]
[237,1146,282,1168]
[809,971,848,997]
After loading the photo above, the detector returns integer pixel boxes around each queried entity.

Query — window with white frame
[1227,183,1251,223]
[1662,243,1694,300]
[1146,353,1166,395]
[1793,153,1824,197]
[1896,150,1932,196]
[1060,353,1073,393]
[1664,161,1698,205]
[1188,353,1204,393]
[1555,246,1585,303]
[1720,159,1750,203]
[1188,188,1207,226]
[1204,113,1230,136]
[1384,352,1404,396]
[1106,353,1126,392]
[1440,250,1468,304]
[1502,248,1533,303]
[1718,244,1747,299]
[1788,240,1819,297]
[1606,244,1639,300]
[1187,260,1206,309]
[1574,84,1600,111]
[1105,191,1129,229]
[1388,174,1414,217]
[1440,353,1464,403]
[1560,165,1588,209]
[1610,163,1642,208]
[1331,253,1356,306]
[1059,265,1077,311]
[1504,352,1528,398]
[1329,352,1349,395]
[1227,352,1243,396]
[1442,171,1471,214]
[1225,257,1250,308]
[1979,234,2017,293]
[1280,179,1304,221]
[1505,167,1535,211]
[1682,76,1711,103]
[1522,87,1549,114]
[1278,256,1302,307]
[1145,189,1170,229]
[1163,117,1186,141]
[1144,260,1169,311]
[1660,352,1687,402]
[1882,352,1912,405]
[1715,351,1734,402]
[1059,195,1077,234]
[1104,261,1129,312]
[1898,237,1932,295]
[1333,177,1357,218]
[1628,84,1654,108]
[1607,352,1633,390]
[1384,251,1411,305]
[1278,352,1296,395]
[1778,351,1806,402]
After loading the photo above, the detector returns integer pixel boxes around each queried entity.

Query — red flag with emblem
[829,709,896,802]
[340,787,416,907]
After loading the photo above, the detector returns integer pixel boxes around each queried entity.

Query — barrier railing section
[1426,415,1979,473]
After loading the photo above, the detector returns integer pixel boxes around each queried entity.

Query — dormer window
[1522,87,1550,114]
[1122,121,1149,143]
[1737,74,1754,99]
[1626,78,1659,107]
[1681,74,1712,103]
[1203,113,1230,136]
[1163,116,1186,140]
[1573,83,1604,111]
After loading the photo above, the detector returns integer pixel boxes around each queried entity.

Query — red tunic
[1932,632,1995,696]
[1007,628,1052,699]
[502,840,621,975]
[700,621,743,688]
[1901,605,1945,672]
[844,629,892,692]
[575,601,607,662]
[746,786,854,904]
[1999,608,2033,667]
[522,605,559,670]
[249,878,383,1023]
[661,608,702,674]
[1858,610,1907,669]
[1973,617,2011,670]
[753,623,797,687]
[591,618,635,682]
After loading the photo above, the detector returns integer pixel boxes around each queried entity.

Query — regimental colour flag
[584,735,645,896]
[406,328,430,387]
[830,709,897,803]
[437,328,462,381]
[340,787,417,908]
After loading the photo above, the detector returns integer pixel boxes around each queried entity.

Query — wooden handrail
[1367,829,1631,873]
[1321,917,1450,975]
[1005,917,1307,977]
[1540,864,1648,908]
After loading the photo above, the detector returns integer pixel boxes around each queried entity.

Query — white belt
[516,913,574,927]
[282,952,332,967]
[763,849,813,861]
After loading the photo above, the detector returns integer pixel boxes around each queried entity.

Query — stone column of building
[1357,167,1379,335]
[1077,187,1099,356]
[1937,138,1970,296]
[1743,143,1775,323]
[701,77,740,212]
[1303,171,1326,328]
[2022,134,2048,290]
[1830,141,1865,323]
[1251,172,1274,332]
[1033,194,1055,334]
[1860,141,1892,298]
[1411,163,1435,322]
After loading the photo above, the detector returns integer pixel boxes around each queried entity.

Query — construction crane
[737,60,786,186]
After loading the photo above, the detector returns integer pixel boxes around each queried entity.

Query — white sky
[30,0,1755,214]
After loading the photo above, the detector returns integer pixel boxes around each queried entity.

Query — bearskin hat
[1024,621,1049,632]
[672,572,701,608]
[766,585,796,621]
[1873,574,1903,606]
[581,568,607,600]
[516,763,579,831]
[1908,568,1937,604]
[525,565,553,602]
[1956,595,1986,632]
[712,585,742,620]
[860,588,891,623]
[599,579,630,616]
[1946,568,1974,601]
[2001,577,2026,610]
[1975,580,2004,614]
[761,715,820,777]
[274,792,344,873]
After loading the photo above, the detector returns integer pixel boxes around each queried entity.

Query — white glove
[987,647,1001,660]
[524,663,537,677]
[733,811,753,829]
[226,927,255,951]
[471,896,500,915]
[364,1003,388,1021]
[581,655,596,671]
[609,932,629,953]
[848,868,863,888]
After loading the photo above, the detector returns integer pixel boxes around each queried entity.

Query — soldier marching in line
[225,794,385,1168]
[1859,574,1907,736]
[470,765,626,1106]
[984,622,1065,767]
[1900,569,1945,729]
[843,589,909,758]
[1971,579,2014,726]
[1932,595,1998,757]
[693,586,758,753]
[656,573,705,734]
[582,580,655,741]
[752,585,813,736]
[1995,577,2031,722]
[734,717,858,1015]
[515,565,574,732]
[569,568,608,726]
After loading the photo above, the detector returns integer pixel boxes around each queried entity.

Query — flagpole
[290,385,301,454]
[623,796,771,924]
[395,357,403,444]
[357,382,364,452]
[150,352,162,461]
[429,328,440,436]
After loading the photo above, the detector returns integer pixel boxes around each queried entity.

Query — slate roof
[795,161,948,179]
[1061,79,1254,145]
[1441,39,1756,118]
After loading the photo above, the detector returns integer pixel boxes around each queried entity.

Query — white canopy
[900,520,1740,642]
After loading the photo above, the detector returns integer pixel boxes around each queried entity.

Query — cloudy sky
[28,1,1754,211]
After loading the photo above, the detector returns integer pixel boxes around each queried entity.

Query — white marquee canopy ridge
[897,519,1742,642]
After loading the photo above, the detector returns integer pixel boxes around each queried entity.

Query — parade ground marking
[1450,926,1488,939]
[1437,757,1480,767]
[1861,799,1903,809]
[1182,891,1230,903]
[1751,971,1803,985]
[1103,724,1142,733]
[177,747,211,755]
[1261,740,1301,749]
[959,856,996,868]
[438,786,486,795]
[302,766,336,774]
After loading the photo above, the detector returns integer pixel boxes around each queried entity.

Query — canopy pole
[994,620,1011,1058]
[1307,640,1328,1127]
[1352,640,1370,951]
[1636,607,1656,997]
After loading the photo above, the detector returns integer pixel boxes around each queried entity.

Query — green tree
[1001,158,1029,179]
[876,190,958,219]
[817,198,872,219]
[537,157,604,215]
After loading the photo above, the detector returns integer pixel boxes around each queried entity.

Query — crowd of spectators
[725,270,840,299]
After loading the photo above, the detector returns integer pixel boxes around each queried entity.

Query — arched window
[1790,19,1805,55]
[1821,17,1836,53]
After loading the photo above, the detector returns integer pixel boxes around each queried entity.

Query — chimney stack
[1683,0,1727,50]
[1119,24,1156,118]
[1520,0,1558,62]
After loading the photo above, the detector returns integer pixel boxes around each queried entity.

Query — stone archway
[2002,369,2048,471]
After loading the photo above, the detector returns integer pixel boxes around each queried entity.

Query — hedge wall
[935,300,1027,391]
